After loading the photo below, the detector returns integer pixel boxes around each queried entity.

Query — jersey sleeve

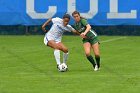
[52,17,62,24]
[66,25,75,32]
[81,19,88,26]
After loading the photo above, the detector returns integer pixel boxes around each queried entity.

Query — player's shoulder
[80,18,88,26]
[80,18,87,22]
[67,24,72,27]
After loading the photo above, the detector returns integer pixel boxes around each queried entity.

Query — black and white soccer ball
[58,63,68,72]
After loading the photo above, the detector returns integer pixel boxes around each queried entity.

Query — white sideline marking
[101,37,127,43]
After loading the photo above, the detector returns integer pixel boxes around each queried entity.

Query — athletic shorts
[82,36,99,45]
[44,33,61,45]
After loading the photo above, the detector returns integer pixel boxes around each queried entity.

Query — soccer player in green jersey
[72,11,100,71]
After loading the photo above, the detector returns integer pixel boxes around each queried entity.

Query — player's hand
[42,27,47,32]
[80,32,87,39]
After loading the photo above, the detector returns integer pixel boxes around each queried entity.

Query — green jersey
[73,18,97,39]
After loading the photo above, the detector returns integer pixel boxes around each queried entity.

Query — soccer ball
[58,63,68,72]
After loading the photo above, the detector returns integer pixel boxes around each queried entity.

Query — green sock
[87,55,95,67]
[95,56,100,68]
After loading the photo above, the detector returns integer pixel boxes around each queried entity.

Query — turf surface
[0,35,140,93]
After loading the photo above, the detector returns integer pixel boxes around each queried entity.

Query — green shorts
[82,36,99,45]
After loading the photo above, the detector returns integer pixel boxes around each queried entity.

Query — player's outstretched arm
[72,29,80,35]
[42,19,52,32]
[72,29,87,39]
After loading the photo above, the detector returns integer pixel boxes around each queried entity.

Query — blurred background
[0,0,140,35]
[0,25,140,35]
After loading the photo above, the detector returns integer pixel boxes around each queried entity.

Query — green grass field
[0,35,140,93]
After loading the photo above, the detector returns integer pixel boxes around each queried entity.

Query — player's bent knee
[63,48,68,53]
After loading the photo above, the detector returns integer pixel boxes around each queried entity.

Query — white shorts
[44,33,61,45]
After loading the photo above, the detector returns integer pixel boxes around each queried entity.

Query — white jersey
[44,17,74,45]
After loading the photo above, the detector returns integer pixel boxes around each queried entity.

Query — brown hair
[63,13,70,20]
[72,11,86,19]
[72,11,80,16]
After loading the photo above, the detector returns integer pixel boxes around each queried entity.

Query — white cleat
[94,64,99,71]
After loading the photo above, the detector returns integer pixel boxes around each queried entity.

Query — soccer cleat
[57,64,61,71]
[94,64,99,71]
[57,64,59,69]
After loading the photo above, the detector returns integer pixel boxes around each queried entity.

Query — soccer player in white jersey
[42,14,78,71]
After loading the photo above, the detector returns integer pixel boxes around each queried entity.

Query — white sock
[54,49,61,65]
[63,52,69,64]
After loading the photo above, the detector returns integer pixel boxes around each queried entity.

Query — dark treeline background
[0,25,140,35]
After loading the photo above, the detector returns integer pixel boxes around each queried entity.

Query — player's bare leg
[83,42,96,68]
[47,40,69,70]
[91,42,100,70]
[57,42,69,65]
[47,40,63,66]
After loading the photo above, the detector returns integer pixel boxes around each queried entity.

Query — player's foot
[62,63,68,71]
[96,61,100,69]
[94,64,99,71]
[57,64,61,70]
[57,64,59,69]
